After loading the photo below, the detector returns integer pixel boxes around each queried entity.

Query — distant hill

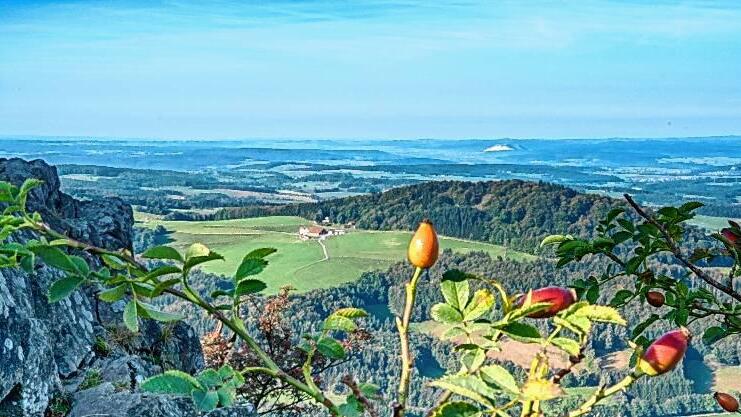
[212,180,620,253]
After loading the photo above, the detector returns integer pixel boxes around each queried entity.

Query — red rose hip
[638,328,690,376]
[646,291,665,308]
[721,228,740,245]
[714,392,739,412]
[518,286,577,318]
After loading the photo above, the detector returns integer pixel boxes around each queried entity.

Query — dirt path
[318,239,329,261]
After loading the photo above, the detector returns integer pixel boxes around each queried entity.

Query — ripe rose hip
[407,219,439,269]
[638,328,690,376]
[517,286,577,318]
[714,392,739,412]
[721,228,740,245]
[646,291,665,308]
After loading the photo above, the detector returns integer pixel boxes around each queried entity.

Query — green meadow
[136,215,535,293]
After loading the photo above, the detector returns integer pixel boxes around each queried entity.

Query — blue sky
[1,0,740,140]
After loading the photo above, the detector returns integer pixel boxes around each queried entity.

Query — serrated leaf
[317,337,346,360]
[234,279,266,296]
[333,307,368,319]
[235,257,267,281]
[140,370,199,394]
[570,305,626,326]
[123,299,139,332]
[431,303,464,324]
[479,364,519,394]
[497,322,541,343]
[702,326,727,345]
[31,245,77,273]
[99,283,127,303]
[152,278,181,297]
[441,279,470,311]
[141,246,183,262]
[68,256,90,277]
[463,289,494,321]
[521,380,564,401]
[430,402,482,417]
[243,247,277,259]
[540,234,571,247]
[145,265,181,280]
[551,337,581,357]
[48,275,85,303]
[429,375,497,407]
[324,314,357,332]
[137,301,183,322]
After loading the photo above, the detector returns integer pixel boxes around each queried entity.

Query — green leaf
[323,314,357,332]
[216,386,236,407]
[441,279,470,311]
[610,290,633,306]
[234,279,267,296]
[141,246,183,262]
[151,278,182,297]
[540,234,572,247]
[68,256,90,277]
[316,337,346,360]
[430,402,482,417]
[99,283,127,303]
[140,370,199,394]
[145,265,182,280]
[551,337,581,357]
[521,380,564,401]
[235,257,267,281]
[679,201,704,213]
[333,307,368,319]
[358,383,380,399]
[184,251,224,271]
[47,275,85,303]
[496,322,541,343]
[479,364,519,394]
[570,305,626,326]
[429,375,497,407]
[123,300,139,332]
[461,348,486,372]
[442,269,477,282]
[192,389,219,412]
[431,303,464,324]
[462,289,494,321]
[137,301,183,322]
[243,247,277,259]
[702,326,728,345]
[30,245,77,273]
[196,369,222,389]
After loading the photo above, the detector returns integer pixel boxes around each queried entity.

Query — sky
[1,0,740,140]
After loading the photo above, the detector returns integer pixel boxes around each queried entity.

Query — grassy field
[136,215,535,293]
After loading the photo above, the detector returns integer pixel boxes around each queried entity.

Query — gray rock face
[0,158,204,416]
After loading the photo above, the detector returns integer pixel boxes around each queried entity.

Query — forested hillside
[213,180,620,252]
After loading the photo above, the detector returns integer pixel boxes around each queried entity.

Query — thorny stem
[566,372,642,417]
[22,212,342,416]
[395,266,424,417]
[624,194,741,302]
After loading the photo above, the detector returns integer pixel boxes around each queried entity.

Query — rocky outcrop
[0,158,205,416]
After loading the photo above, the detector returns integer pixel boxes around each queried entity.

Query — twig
[624,194,741,302]
[341,375,380,417]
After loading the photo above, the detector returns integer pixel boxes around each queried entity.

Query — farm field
[136,215,535,293]
[688,215,739,231]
